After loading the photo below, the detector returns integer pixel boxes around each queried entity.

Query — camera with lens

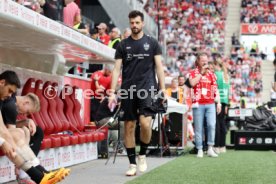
[151,92,168,113]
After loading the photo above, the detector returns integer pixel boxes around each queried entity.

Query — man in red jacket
[90,64,112,122]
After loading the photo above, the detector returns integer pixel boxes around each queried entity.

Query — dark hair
[0,70,21,88]
[128,10,144,21]
[90,28,98,35]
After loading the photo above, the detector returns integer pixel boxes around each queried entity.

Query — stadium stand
[241,0,276,23]
[144,0,228,77]
[228,48,263,105]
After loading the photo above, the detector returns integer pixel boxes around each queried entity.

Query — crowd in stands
[241,0,276,23]
[147,0,227,52]
[144,0,228,78]
[229,48,263,105]
[144,0,265,106]
[229,35,263,105]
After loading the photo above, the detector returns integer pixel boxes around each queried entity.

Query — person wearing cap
[108,27,121,49]
[97,23,110,45]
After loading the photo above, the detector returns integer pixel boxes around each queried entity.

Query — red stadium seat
[43,81,64,133]
[30,113,46,132]
[71,86,85,131]
[42,82,70,146]
[51,83,79,145]
[61,85,104,143]
[69,135,79,145]
[34,80,55,135]
[60,85,79,132]
[70,86,108,143]
[52,82,71,131]
[40,137,52,150]
[21,78,47,131]
[21,78,36,95]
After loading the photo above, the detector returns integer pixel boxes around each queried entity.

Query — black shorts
[90,98,101,121]
[120,91,156,121]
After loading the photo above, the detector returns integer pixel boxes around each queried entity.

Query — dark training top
[1,95,17,126]
[115,34,162,90]
[0,101,3,111]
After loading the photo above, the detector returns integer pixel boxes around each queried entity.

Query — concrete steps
[262,61,274,102]
[224,0,242,56]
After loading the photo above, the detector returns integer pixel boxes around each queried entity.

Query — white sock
[18,169,29,179]
[32,158,40,166]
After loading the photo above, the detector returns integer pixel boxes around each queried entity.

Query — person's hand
[188,106,192,112]
[159,89,167,104]
[1,141,16,159]
[217,103,222,114]
[194,74,202,84]
[108,92,117,112]
[28,119,37,136]
[93,74,100,82]
[225,106,228,115]
[201,64,209,75]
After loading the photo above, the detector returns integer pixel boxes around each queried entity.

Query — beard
[131,27,142,35]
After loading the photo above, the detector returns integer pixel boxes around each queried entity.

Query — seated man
[2,92,46,183]
[0,70,70,184]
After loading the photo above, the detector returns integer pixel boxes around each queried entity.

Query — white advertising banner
[56,146,74,168]
[37,149,56,171]
[0,156,16,183]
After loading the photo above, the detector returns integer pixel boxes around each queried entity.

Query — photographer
[109,10,166,176]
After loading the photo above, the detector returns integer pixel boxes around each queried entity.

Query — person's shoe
[196,149,204,158]
[53,168,70,180]
[213,147,220,154]
[17,177,36,184]
[220,147,227,153]
[207,148,218,158]
[189,147,198,154]
[40,168,70,184]
[125,164,137,176]
[138,155,147,172]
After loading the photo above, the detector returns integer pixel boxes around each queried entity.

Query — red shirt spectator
[189,68,218,104]
[97,23,110,45]
[91,69,111,99]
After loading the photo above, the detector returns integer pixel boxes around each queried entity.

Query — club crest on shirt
[143,43,150,51]
[127,53,133,61]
